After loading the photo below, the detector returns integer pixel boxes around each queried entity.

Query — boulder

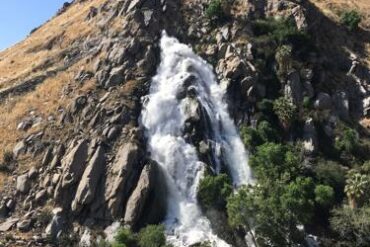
[105,65,125,88]
[17,219,32,232]
[314,93,332,110]
[0,218,19,232]
[105,142,142,218]
[16,174,31,194]
[124,163,154,227]
[13,141,27,158]
[71,146,106,213]
[28,167,38,179]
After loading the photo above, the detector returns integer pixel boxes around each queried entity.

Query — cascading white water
[140,32,252,247]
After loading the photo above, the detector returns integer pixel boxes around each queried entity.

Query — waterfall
[140,32,252,247]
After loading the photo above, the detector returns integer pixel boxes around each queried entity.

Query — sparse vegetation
[273,97,297,128]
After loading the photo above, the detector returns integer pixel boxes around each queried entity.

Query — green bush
[114,228,136,247]
[205,0,225,21]
[137,225,167,247]
[340,10,362,31]
[197,174,233,209]
[240,121,279,151]
[315,185,335,207]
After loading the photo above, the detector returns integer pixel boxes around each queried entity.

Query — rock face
[105,142,143,218]
[303,118,318,155]
[71,146,106,213]
[54,140,89,208]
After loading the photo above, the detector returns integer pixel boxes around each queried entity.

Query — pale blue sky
[0,1,71,51]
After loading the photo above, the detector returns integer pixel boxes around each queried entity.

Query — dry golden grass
[0,0,106,88]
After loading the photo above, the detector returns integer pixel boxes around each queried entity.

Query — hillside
[0,0,369,246]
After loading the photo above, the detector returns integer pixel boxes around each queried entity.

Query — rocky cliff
[0,0,369,246]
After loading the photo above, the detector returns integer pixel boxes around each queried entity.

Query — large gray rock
[223,57,245,80]
[54,140,88,207]
[71,146,106,213]
[105,142,142,218]
[124,163,154,227]
[0,218,18,232]
[16,174,31,194]
[17,219,32,232]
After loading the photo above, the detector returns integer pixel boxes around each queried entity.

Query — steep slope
[0,0,369,246]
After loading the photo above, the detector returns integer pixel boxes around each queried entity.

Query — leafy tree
[240,121,278,151]
[340,10,362,31]
[331,206,370,246]
[344,171,370,209]
[197,174,233,210]
[314,185,335,208]
[273,97,297,129]
[249,142,302,183]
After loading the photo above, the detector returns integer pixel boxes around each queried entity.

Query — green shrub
[137,225,167,247]
[197,174,233,209]
[205,0,225,21]
[3,151,13,164]
[315,185,335,207]
[340,10,362,31]
[240,121,278,151]
[114,228,136,247]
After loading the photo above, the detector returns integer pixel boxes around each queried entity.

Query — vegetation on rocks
[340,10,362,31]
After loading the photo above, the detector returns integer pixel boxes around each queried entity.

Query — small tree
[137,225,167,247]
[344,171,370,209]
[340,10,362,31]
[273,97,297,129]
[205,0,225,21]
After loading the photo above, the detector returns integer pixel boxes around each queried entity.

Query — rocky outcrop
[105,141,143,218]
[124,163,154,227]
[71,146,106,213]
[54,140,89,208]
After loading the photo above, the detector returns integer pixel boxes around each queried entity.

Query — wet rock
[105,142,142,218]
[143,10,153,26]
[16,174,31,194]
[71,146,106,213]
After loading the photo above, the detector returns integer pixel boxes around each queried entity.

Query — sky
[0,0,71,51]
